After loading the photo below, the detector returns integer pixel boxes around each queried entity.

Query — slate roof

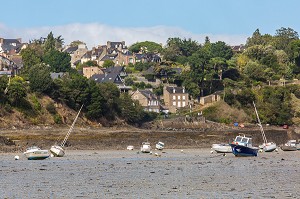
[139,90,158,100]
[90,73,123,84]
[64,46,78,53]
[135,53,145,60]
[50,72,66,79]
[1,39,22,52]
[100,54,118,61]
[104,66,124,74]
[165,86,186,94]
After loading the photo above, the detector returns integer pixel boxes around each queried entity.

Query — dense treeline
[1,27,300,126]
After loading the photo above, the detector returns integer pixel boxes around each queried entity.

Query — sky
[1,0,300,48]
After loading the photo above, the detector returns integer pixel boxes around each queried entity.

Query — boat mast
[253,102,267,144]
[61,104,84,147]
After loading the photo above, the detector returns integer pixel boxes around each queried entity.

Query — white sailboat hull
[50,145,65,157]
[259,142,277,152]
[24,147,50,160]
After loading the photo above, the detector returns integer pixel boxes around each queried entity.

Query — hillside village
[2,28,300,128]
[0,37,230,115]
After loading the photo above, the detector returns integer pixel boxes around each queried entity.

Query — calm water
[1,149,300,198]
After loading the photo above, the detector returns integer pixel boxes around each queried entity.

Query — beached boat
[211,143,232,153]
[141,142,151,153]
[24,146,50,160]
[281,140,298,151]
[230,135,259,157]
[156,141,165,150]
[50,104,83,157]
[253,102,277,152]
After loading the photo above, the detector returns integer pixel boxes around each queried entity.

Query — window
[182,101,186,107]
[172,96,176,100]
[178,96,181,100]
[183,96,186,100]
[178,101,181,107]
[173,101,176,106]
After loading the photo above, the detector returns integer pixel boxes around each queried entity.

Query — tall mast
[61,104,84,147]
[253,102,267,144]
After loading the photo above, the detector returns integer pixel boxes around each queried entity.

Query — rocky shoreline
[0,123,298,152]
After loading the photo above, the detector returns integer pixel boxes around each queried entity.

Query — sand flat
[1,149,300,198]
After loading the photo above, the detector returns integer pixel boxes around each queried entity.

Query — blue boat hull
[230,144,259,157]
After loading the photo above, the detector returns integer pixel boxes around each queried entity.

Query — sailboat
[253,102,277,152]
[50,104,83,157]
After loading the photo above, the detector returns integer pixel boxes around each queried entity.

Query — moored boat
[281,140,297,151]
[156,141,165,150]
[50,104,83,157]
[230,135,259,157]
[24,146,50,160]
[211,143,232,153]
[259,142,277,152]
[253,102,277,152]
[141,142,151,153]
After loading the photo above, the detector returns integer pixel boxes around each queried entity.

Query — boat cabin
[233,135,253,147]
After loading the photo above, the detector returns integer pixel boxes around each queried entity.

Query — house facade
[131,89,160,113]
[82,66,103,79]
[64,44,88,68]
[163,86,189,113]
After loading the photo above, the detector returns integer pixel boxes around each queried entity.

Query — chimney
[183,87,185,93]
[173,87,175,93]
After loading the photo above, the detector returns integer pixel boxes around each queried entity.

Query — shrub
[46,102,57,115]
[53,114,62,124]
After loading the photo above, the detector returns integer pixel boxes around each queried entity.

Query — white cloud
[0,23,248,48]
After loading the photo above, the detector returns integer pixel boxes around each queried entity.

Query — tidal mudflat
[1,149,300,198]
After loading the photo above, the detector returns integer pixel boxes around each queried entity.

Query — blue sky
[1,0,299,48]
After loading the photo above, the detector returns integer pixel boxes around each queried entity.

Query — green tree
[119,93,145,124]
[44,31,56,52]
[129,41,163,53]
[210,41,233,60]
[20,47,43,72]
[28,64,53,93]
[102,60,115,68]
[43,49,71,72]
[7,77,27,106]
[70,40,86,47]
[187,47,212,97]
[85,81,105,119]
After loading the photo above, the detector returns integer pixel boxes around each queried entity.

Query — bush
[31,95,42,111]
[4,104,13,113]
[53,114,62,124]
[46,102,57,115]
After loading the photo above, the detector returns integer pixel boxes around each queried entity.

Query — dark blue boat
[230,135,259,157]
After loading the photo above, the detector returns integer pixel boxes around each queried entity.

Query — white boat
[50,104,83,157]
[155,141,165,150]
[127,145,134,150]
[281,140,298,151]
[24,146,50,160]
[141,142,151,153]
[211,143,232,153]
[253,102,277,152]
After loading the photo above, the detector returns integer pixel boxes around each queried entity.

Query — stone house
[163,86,189,113]
[199,91,222,105]
[131,89,160,113]
[64,44,88,68]
[82,66,103,79]
[90,66,126,85]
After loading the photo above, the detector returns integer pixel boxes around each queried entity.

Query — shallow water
[1,149,300,198]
